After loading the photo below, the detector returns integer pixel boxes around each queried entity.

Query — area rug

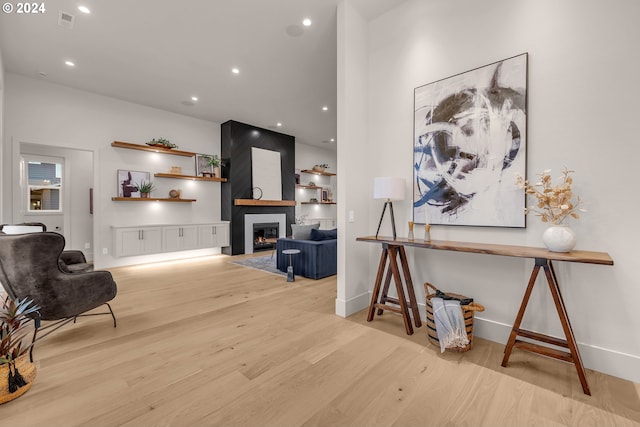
[229,255,286,276]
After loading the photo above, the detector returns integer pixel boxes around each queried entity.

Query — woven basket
[0,354,37,405]
[424,282,485,352]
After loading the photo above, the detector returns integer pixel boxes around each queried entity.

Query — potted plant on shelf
[146,138,178,150]
[1,297,39,405]
[313,163,329,173]
[205,155,224,178]
[137,180,156,198]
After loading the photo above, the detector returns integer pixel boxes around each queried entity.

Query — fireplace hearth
[253,222,279,252]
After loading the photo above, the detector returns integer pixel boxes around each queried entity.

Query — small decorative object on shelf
[146,137,177,149]
[169,166,182,174]
[206,155,224,177]
[516,166,586,252]
[252,187,263,200]
[313,163,329,173]
[169,189,181,199]
[196,153,224,177]
[408,221,414,241]
[424,224,431,242]
[137,180,155,198]
[309,198,318,203]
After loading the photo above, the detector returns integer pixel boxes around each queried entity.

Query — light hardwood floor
[1,254,639,426]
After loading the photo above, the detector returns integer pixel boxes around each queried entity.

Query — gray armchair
[0,223,94,273]
[0,232,117,361]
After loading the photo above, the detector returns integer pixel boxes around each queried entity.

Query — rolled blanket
[431,297,470,353]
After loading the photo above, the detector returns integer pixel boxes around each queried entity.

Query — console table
[356,236,614,395]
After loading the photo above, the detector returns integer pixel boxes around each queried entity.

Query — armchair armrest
[60,250,87,265]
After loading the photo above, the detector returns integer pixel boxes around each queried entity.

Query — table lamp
[374,177,405,240]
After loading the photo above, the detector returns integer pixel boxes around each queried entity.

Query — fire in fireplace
[253,222,279,252]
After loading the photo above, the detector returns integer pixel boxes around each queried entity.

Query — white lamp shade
[373,177,405,200]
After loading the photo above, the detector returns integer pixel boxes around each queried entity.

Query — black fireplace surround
[221,120,296,255]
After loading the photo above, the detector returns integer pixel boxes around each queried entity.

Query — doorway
[13,142,94,260]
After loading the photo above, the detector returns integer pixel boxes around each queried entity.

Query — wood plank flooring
[1,254,639,426]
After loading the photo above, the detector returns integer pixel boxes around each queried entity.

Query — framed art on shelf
[413,53,528,228]
[195,154,214,177]
[117,169,150,198]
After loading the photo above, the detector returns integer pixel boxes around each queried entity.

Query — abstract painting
[117,169,149,198]
[413,53,527,227]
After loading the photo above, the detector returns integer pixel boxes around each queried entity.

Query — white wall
[339,0,640,382]
[3,74,222,268]
[336,2,373,317]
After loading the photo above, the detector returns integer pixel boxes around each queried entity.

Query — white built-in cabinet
[198,224,229,249]
[112,222,229,257]
[113,227,163,257]
[163,225,199,252]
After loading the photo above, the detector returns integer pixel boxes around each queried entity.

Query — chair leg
[105,302,117,328]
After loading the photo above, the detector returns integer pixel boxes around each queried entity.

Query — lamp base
[375,200,397,240]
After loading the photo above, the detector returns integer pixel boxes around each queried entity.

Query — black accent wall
[221,120,296,255]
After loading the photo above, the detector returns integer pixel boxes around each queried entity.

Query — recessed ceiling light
[302,18,312,27]
[276,122,282,127]
[330,138,335,142]
[65,60,75,67]
[191,96,198,101]
[78,5,90,14]
[232,67,240,74]
[322,106,328,111]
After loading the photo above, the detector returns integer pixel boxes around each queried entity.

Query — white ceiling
[0,0,405,150]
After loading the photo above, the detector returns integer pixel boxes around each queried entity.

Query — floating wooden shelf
[296,184,323,189]
[112,197,196,203]
[234,199,296,206]
[111,141,196,157]
[301,169,336,176]
[154,173,227,182]
[301,202,336,205]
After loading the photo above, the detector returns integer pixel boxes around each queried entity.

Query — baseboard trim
[472,316,640,384]
[335,292,370,318]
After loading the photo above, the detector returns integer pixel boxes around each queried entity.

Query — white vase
[542,225,577,252]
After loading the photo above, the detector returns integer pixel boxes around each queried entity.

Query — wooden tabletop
[356,236,614,266]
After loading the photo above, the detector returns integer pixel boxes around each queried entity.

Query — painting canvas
[413,53,528,227]
[117,169,150,198]
[251,147,282,201]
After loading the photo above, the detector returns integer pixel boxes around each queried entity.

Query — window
[26,157,63,212]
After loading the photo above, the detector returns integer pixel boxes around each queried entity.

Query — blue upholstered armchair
[276,228,337,279]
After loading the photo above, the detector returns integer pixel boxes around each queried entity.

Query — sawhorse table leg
[367,243,421,335]
[502,257,591,395]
